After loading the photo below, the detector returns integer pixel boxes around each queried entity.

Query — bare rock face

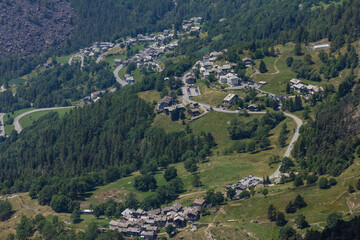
[0,0,76,57]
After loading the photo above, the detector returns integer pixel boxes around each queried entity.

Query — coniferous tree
[71,209,81,224]
[276,212,287,226]
[295,214,309,229]
[294,194,307,209]
[295,42,302,56]
[268,204,277,221]
[259,60,268,73]
[286,201,297,213]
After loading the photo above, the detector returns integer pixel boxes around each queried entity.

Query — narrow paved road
[14,107,75,133]
[113,65,128,87]
[269,112,303,179]
[181,68,303,180]
[0,113,5,137]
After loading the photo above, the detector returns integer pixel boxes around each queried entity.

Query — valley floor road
[14,107,75,133]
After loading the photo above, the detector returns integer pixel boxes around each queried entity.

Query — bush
[307,174,318,184]
[134,174,157,192]
[295,214,309,229]
[239,190,251,199]
[166,224,174,235]
[328,178,337,186]
[279,226,296,239]
[348,184,355,193]
[318,177,329,189]
[0,200,12,221]
[164,167,177,182]
[286,57,294,67]
[326,213,341,228]
[293,176,304,187]
[279,157,295,173]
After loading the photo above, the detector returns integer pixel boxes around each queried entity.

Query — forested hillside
[293,82,360,176]
[66,0,175,51]
[0,88,214,190]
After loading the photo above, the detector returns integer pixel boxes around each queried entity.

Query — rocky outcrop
[0,0,76,57]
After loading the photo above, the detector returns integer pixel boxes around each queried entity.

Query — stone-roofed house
[193,198,206,207]
[157,96,172,112]
[171,203,183,212]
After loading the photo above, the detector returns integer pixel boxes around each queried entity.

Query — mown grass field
[192,81,247,106]
[137,90,162,104]
[3,108,35,135]
[56,54,72,65]
[18,108,72,130]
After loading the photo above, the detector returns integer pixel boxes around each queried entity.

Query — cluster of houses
[224,175,262,200]
[193,51,244,86]
[220,93,259,111]
[79,42,115,58]
[83,89,117,104]
[109,199,206,239]
[83,90,106,104]
[289,79,324,95]
[182,17,203,32]
[116,40,178,72]
[156,95,203,117]
[186,51,254,87]
[114,17,204,72]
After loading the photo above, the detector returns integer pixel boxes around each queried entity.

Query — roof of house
[314,44,330,49]
[122,208,135,216]
[189,108,200,113]
[193,198,206,206]
[223,93,238,102]
[159,96,172,104]
[290,78,303,85]
[171,203,183,212]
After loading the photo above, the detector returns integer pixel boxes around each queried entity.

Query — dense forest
[66,0,175,51]
[0,87,214,191]
[0,61,115,112]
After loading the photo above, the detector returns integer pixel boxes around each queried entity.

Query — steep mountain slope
[0,0,76,57]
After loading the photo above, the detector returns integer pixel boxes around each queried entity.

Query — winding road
[0,113,5,137]
[68,54,85,68]
[181,59,303,180]
[113,65,128,87]
[14,107,75,133]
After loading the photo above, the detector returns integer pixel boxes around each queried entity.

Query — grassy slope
[192,81,247,106]
[252,42,351,96]
[18,108,72,130]
[3,108,36,135]
[176,155,360,240]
